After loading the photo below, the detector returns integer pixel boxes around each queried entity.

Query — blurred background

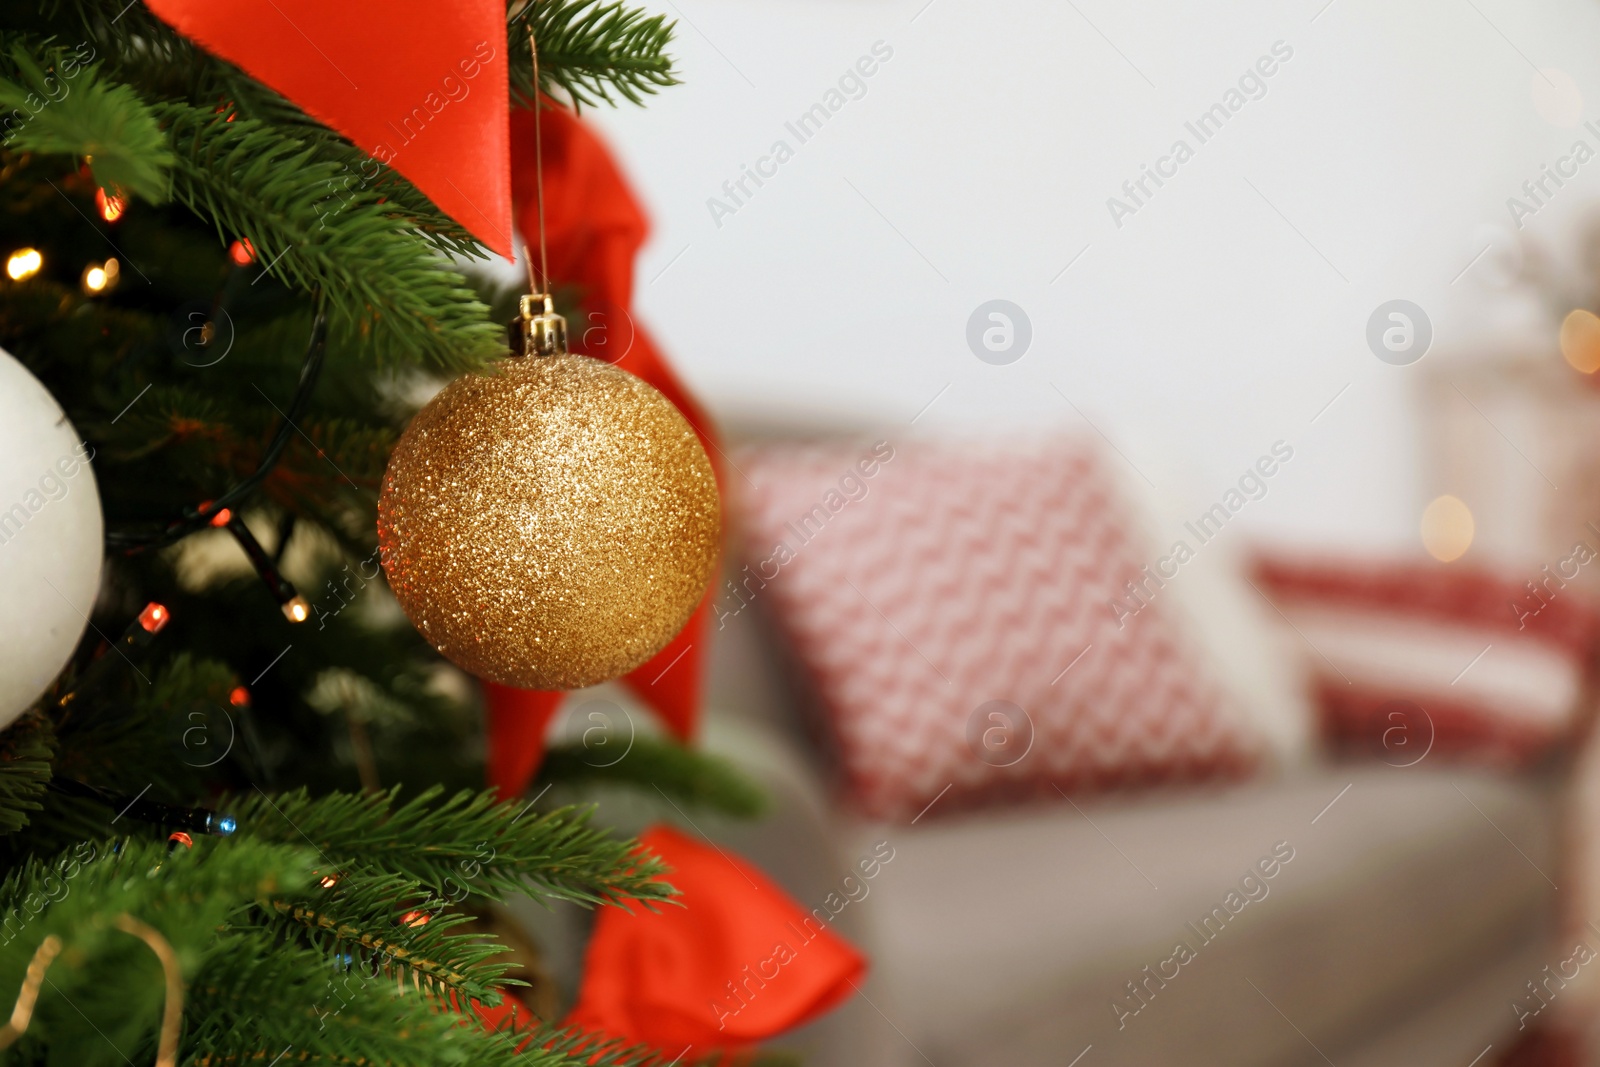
[517,2,1600,1065]
[576,0,1600,550]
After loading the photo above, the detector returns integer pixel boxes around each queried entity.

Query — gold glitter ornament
[377,350,721,690]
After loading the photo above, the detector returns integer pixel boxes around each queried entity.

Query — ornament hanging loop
[514,292,568,358]
[509,27,567,359]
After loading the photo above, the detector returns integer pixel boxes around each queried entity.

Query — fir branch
[0,44,173,202]
[0,837,311,928]
[229,786,676,908]
[0,841,660,1067]
[540,736,767,818]
[186,938,669,1067]
[513,0,678,108]
[0,838,316,1067]
[260,870,514,1004]
[155,102,504,372]
[0,714,55,836]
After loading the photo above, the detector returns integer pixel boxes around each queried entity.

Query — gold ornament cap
[511,293,568,358]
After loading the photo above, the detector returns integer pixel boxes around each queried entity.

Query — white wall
[580,0,1600,551]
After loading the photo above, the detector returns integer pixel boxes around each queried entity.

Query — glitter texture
[377,355,721,690]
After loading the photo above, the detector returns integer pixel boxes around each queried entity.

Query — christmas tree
[0,2,766,1063]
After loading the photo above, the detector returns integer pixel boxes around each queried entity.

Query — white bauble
[0,346,103,729]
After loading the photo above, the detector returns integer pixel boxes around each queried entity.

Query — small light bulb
[137,602,171,634]
[1421,495,1474,562]
[96,187,125,222]
[213,815,238,836]
[1562,309,1600,374]
[6,248,42,281]
[228,238,255,266]
[82,257,120,295]
[228,685,250,707]
[283,595,310,623]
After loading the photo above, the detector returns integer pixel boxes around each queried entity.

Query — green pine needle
[514,0,679,109]
[229,785,677,909]
[0,43,174,203]
[156,102,505,372]
[0,838,678,1067]
[0,714,55,836]
[0,838,315,1067]
[187,939,671,1067]
[259,870,517,1004]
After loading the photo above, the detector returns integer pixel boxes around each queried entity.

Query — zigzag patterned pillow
[727,437,1267,821]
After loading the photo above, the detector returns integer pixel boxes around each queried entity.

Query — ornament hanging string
[512,30,567,358]
[526,30,550,300]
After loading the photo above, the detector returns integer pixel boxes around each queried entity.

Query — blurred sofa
[505,419,1570,1067]
[684,419,1566,1067]
[698,597,1560,1067]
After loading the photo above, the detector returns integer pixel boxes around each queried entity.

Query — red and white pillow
[729,437,1270,821]
[1250,555,1600,768]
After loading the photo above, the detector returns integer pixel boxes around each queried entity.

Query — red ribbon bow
[567,826,866,1054]
[478,826,867,1057]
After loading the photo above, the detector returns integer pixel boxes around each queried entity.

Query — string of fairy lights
[5,183,337,838]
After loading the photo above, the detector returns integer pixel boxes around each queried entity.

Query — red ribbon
[474,828,867,1057]
[566,826,866,1055]
[145,0,514,257]
[484,104,721,799]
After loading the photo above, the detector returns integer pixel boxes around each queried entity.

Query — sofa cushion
[729,437,1267,820]
[1251,554,1600,768]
